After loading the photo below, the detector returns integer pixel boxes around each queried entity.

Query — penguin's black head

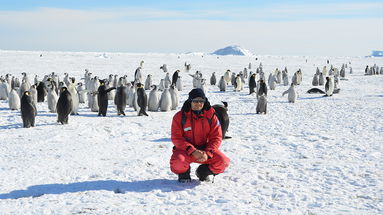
[24,91,30,96]
[136,83,143,88]
[61,87,67,91]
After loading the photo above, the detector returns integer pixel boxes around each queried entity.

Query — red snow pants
[170,148,230,174]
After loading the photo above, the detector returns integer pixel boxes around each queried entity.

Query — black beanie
[188,88,206,100]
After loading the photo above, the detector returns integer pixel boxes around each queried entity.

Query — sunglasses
[191,98,206,104]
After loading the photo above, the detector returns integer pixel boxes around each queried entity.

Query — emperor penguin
[36,81,46,102]
[249,73,257,95]
[136,83,149,116]
[312,74,319,86]
[21,72,31,90]
[256,95,267,114]
[77,83,86,103]
[210,72,217,85]
[0,80,9,100]
[114,84,127,116]
[148,85,160,112]
[292,70,302,85]
[108,74,115,87]
[145,74,152,90]
[218,76,226,92]
[184,62,191,72]
[282,83,297,103]
[160,64,168,73]
[307,88,325,94]
[169,85,179,110]
[19,80,30,99]
[29,85,38,108]
[67,78,79,115]
[316,67,321,76]
[97,80,116,116]
[172,70,180,86]
[12,77,20,89]
[282,69,289,86]
[127,84,136,107]
[106,81,115,101]
[235,75,242,92]
[276,69,282,84]
[90,92,99,112]
[159,88,172,112]
[199,79,207,95]
[164,73,171,88]
[176,76,182,91]
[319,73,324,86]
[20,91,37,128]
[257,79,268,99]
[8,88,20,110]
[325,76,334,96]
[56,87,72,124]
[224,70,231,85]
[322,66,328,77]
[297,69,303,85]
[113,74,118,88]
[63,73,70,87]
[212,102,231,139]
[47,83,58,113]
[243,68,248,79]
[340,66,346,78]
[231,73,236,86]
[268,73,276,90]
[134,67,143,83]
[158,79,165,91]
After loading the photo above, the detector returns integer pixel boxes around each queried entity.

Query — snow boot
[178,166,191,183]
[196,164,214,182]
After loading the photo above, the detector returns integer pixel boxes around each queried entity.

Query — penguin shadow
[238,97,257,104]
[0,123,23,130]
[36,113,57,117]
[364,95,383,98]
[211,91,229,94]
[76,113,134,118]
[299,96,327,100]
[152,137,171,143]
[230,112,255,116]
[0,179,199,199]
[0,122,59,130]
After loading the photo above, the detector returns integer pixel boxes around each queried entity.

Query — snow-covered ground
[0,50,382,214]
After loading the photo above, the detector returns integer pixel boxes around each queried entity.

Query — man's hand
[192,150,208,162]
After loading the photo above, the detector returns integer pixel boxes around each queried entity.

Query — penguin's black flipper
[223,136,232,139]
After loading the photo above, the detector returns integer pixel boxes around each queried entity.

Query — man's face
[191,97,205,111]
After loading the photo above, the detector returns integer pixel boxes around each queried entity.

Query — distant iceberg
[371,50,383,57]
[211,45,253,56]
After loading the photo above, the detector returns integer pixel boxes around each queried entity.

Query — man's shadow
[0,179,199,199]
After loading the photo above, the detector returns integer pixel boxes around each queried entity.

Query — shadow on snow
[0,179,199,199]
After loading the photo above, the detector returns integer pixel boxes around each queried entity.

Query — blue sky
[0,0,382,55]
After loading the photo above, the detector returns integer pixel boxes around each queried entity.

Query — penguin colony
[0,56,370,141]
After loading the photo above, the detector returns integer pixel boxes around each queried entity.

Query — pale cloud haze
[0,1,382,56]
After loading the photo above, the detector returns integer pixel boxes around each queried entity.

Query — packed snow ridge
[211,45,253,56]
